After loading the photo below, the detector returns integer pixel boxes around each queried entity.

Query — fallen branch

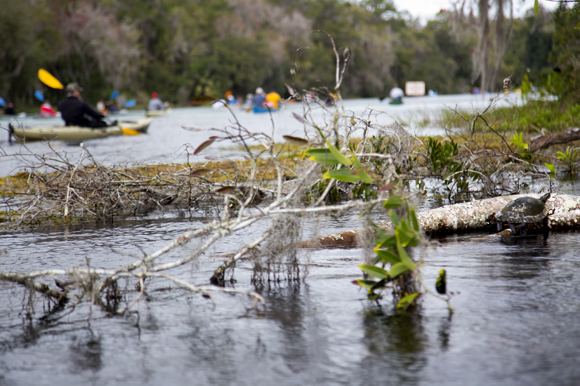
[0,272,65,302]
[530,129,580,152]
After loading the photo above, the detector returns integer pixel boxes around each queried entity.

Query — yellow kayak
[9,118,152,142]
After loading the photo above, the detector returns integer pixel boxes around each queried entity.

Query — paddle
[38,69,63,89]
[120,127,141,136]
[124,99,136,108]
[102,118,141,136]
[110,90,119,100]
[0,97,5,107]
[34,90,45,102]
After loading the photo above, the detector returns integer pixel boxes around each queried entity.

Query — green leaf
[370,278,387,292]
[545,163,555,174]
[326,140,352,166]
[389,262,409,279]
[396,242,416,270]
[409,207,420,232]
[372,226,390,245]
[397,293,419,310]
[351,152,362,168]
[383,195,403,209]
[349,164,374,184]
[324,169,362,182]
[351,166,368,175]
[352,279,377,289]
[436,269,447,294]
[511,132,528,150]
[396,227,416,247]
[375,248,401,265]
[389,210,402,227]
[361,172,373,184]
[533,0,539,15]
[305,149,340,164]
[359,264,388,279]
[377,235,397,249]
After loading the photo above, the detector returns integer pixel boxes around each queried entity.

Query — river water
[0,93,517,177]
[2,94,580,385]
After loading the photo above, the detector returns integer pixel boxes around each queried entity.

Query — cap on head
[66,82,83,93]
[152,92,158,98]
[256,87,264,95]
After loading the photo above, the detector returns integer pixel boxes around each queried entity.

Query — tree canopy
[0,0,570,108]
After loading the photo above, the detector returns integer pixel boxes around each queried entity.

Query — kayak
[9,118,152,142]
[146,109,171,117]
[389,99,403,105]
[252,106,279,114]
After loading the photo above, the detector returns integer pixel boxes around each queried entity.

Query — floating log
[301,194,580,248]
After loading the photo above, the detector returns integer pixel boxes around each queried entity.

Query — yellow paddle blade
[121,128,141,136]
[38,69,63,89]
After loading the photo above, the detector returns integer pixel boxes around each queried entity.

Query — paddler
[265,90,281,109]
[57,83,115,127]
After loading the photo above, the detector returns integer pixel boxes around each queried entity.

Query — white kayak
[9,118,152,142]
[145,108,171,117]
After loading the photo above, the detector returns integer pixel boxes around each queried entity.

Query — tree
[549,2,580,105]
[472,0,514,92]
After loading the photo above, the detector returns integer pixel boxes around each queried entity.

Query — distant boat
[146,109,171,117]
[252,106,279,114]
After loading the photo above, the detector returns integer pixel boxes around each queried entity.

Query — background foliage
[0,0,574,109]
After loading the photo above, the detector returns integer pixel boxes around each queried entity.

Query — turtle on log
[495,193,551,235]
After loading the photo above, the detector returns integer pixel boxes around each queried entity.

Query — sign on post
[405,81,426,96]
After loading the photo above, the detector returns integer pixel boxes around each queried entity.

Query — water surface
[1,93,578,386]
[1,209,580,385]
[0,94,518,177]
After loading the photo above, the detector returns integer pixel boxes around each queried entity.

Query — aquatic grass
[430,100,580,133]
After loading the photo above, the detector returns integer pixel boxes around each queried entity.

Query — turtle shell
[495,193,551,224]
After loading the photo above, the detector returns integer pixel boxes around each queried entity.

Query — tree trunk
[473,0,491,91]
[489,0,514,90]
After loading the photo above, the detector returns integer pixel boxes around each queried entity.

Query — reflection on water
[499,234,551,280]
[261,284,310,372]
[69,331,103,373]
[360,308,427,385]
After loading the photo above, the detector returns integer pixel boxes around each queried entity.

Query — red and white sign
[405,81,426,96]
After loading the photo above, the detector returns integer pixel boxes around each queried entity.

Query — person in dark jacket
[57,83,115,128]
[3,102,16,116]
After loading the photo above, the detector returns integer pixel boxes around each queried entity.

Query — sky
[392,0,560,24]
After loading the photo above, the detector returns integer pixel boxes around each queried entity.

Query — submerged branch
[0,272,65,301]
